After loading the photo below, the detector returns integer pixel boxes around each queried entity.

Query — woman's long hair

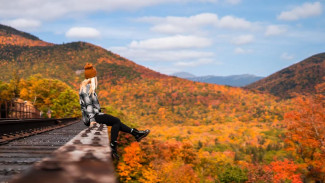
[80,76,98,96]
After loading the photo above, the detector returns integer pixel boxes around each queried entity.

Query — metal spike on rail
[9,123,117,183]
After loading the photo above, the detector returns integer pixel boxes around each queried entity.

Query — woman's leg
[94,113,150,143]
[94,113,150,160]
[94,113,132,142]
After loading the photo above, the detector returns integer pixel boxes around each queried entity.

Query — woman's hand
[90,121,97,127]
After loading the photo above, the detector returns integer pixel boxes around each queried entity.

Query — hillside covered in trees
[0,24,284,126]
[0,24,52,46]
[246,53,325,98]
[0,24,324,182]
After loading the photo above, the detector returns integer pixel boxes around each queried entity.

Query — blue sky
[0,0,324,77]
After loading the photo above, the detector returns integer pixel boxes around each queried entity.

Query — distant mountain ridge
[172,72,264,87]
[246,53,325,98]
[172,72,196,78]
[0,24,40,40]
[0,24,52,46]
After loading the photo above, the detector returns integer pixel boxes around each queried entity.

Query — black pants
[94,113,132,143]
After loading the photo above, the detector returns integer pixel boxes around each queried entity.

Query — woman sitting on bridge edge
[79,63,150,160]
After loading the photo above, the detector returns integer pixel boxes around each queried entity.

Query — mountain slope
[0,24,286,126]
[0,24,52,46]
[246,53,325,98]
[173,72,264,87]
[0,41,167,89]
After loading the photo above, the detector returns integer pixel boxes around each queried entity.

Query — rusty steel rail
[9,123,117,183]
[0,118,79,145]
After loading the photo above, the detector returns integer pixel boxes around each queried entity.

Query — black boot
[131,128,150,142]
[110,141,119,160]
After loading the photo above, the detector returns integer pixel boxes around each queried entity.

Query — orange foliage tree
[117,142,143,182]
[247,159,302,183]
[284,87,325,181]
[268,159,302,183]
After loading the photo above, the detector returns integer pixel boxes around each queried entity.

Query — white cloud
[109,34,214,66]
[0,0,217,20]
[234,47,253,54]
[281,52,294,60]
[225,0,241,5]
[65,27,100,39]
[218,16,252,29]
[278,2,322,21]
[231,35,254,45]
[129,35,212,50]
[139,13,219,25]
[109,46,214,62]
[265,25,287,36]
[151,24,185,34]
[1,18,41,29]
[140,13,219,34]
[175,58,214,67]
[139,13,255,35]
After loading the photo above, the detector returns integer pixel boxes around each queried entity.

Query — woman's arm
[91,92,101,113]
[80,92,97,123]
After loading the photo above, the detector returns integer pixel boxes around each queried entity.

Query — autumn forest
[0,24,324,182]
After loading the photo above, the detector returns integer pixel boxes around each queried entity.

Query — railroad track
[0,118,79,145]
[0,118,86,183]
